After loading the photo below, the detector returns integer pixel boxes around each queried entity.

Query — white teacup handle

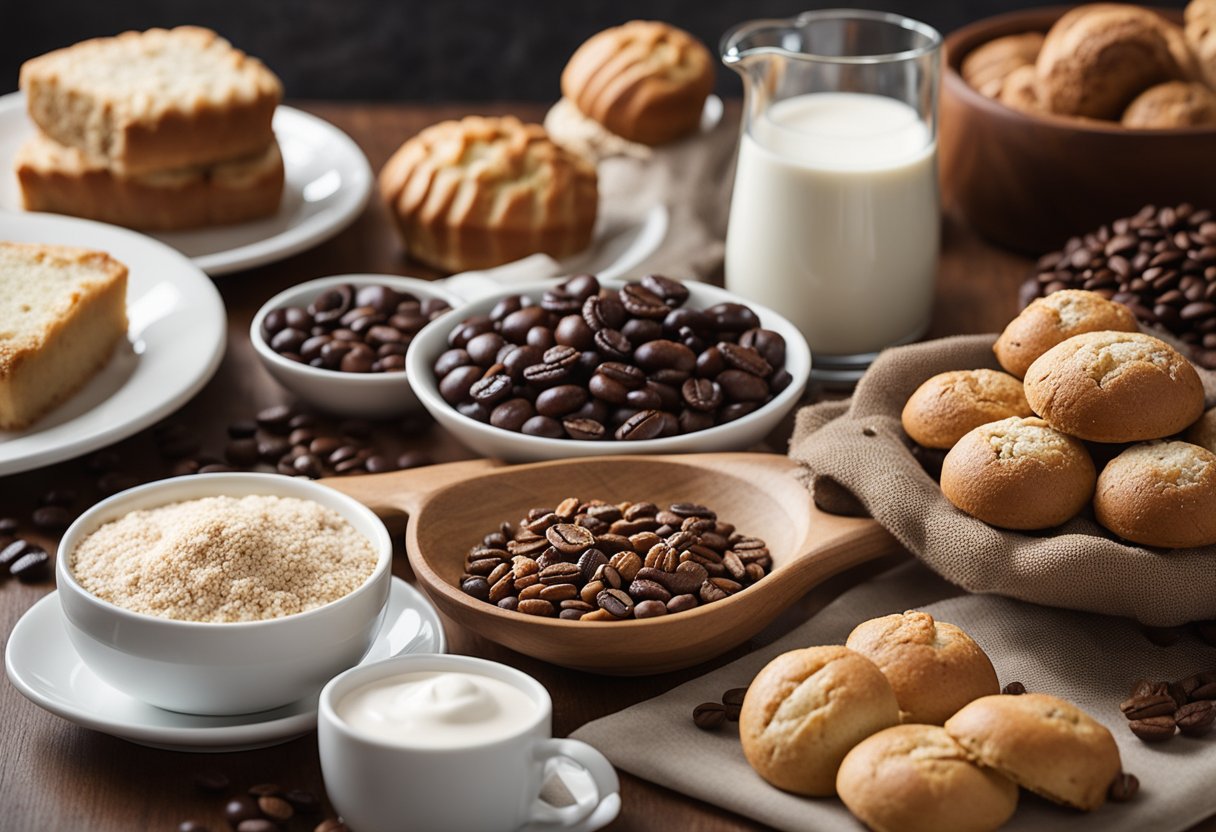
[524,738,620,831]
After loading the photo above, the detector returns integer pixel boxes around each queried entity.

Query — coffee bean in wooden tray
[1022,203,1216,368]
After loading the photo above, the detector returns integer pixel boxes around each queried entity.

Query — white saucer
[4,577,445,753]
[0,93,373,276]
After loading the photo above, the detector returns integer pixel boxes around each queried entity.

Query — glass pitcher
[721,10,942,383]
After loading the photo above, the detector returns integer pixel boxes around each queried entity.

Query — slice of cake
[16,132,285,231]
[0,243,128,430]
[19,26,281,176]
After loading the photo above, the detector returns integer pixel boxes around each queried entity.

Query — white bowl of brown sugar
[55,473,393,716]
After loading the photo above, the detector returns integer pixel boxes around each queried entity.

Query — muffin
[995,289,1138,379]
[998,65,1043,114]
[1122,80,1216,127]
[739,646,899,797]
[941,416,1096,530]
[901,370,1032,450]
[561,21,715,145]
[1094,440,1216,547]
[1022,331,1204,442]
[962,32,1045,98]
[837,725,1018,832]
[846,611,1000,725]
[945,693,1121,812]
[379,116,598,273]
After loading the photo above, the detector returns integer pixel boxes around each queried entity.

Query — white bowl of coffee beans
[406,274,812,462]
[252,275,459,418]
[55,473,393,715]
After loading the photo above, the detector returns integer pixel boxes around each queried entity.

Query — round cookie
[945,693,1121,812]
[845,611,1000,725]
[837,725,1018,832]
[962,32,1045,98]
[1023,331,1205,442]
[739,646,899,797]
[995,289,1138,379]
[901,370,1032,449]
[1122,80,1216,127]
[1094,440,1216,548]
[1186,406,1216,452]
[941,416,1096,530]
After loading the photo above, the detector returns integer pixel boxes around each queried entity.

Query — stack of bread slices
[16,26,285,231]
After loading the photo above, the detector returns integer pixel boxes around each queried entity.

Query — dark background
[6,0,1188,101]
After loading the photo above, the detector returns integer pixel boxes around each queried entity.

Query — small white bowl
[55,473,393,716]
[405,278,812,462]
[251,274,460,419]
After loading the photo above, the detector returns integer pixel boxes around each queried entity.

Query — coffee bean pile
[434,274,792,441]
[1023,203,1216,368]
[181,772,345,832]
[261,283,451,373]
[459,498,772,620]
[1120,672,1216,743]
[693,687,749,731]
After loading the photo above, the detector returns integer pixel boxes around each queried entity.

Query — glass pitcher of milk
[722,10,943,383]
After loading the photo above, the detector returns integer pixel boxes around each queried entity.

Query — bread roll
[962,32,1045,98]
[901,370,1032,449]
[1094,440,1216,547]
[1186,0,1216,87]
[1123,80,1216,127]
[995,290,1138,379]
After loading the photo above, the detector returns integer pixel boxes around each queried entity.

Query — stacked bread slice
[16,26,285,231]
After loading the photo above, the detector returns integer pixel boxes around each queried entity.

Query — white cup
[318,654,620,832]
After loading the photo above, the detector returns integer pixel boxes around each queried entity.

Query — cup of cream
[318,654,620,832]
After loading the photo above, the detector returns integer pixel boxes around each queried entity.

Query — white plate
[5,577,446,753]
[0,92,373,276]
[0,212,226,476]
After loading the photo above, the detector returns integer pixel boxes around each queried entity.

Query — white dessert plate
[0,212,226,476]
[5,577,446,753]
[0,92,374,275]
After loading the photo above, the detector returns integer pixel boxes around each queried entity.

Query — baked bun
[1185,405,1216,451]
[1122,80,1216,127]
[561,21,714,145]
[945,693,1121,812]
[845,611,1000,725]
[941,416,1096,529]
[962,32,1045,98]
[1186,0,1216,87]
[1037,5,1185,119]
[995,290,1138,379]
[901,370,1031,450]
[837,725,1018,832]
[1094,440,1216,547]
[739,646,899,797]
[1023,331,1205,442]
[998,65,1043,113]
[379,116,598,273]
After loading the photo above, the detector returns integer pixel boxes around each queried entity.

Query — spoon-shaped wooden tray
[324,453,900,675]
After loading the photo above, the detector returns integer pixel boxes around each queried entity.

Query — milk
[725,92,938,360]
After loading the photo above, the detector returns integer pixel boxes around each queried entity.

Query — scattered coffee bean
[1000,681,1027,696]
[247,783,281,798]
[177,822,209,832]
[1177,700,1216,737]
[10,548,49,582]
[256,405,295,432]
[257,795,294,822]
[722,687,748,720]
[315,820,350,832]
[31,505,71,531]
[1120,693,1178,720]
[236,821,278,832]
[224,796,262,827]
[1129,715,1177,742]
[693,702,727,730]
[284,789,321,814]
[193,771,230,793]
[0,539,31,569]
[1108,772,1140,802]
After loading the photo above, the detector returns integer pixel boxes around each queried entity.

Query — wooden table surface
[0,102,1200,832]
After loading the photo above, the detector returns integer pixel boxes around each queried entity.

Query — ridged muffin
[561,21,714,146]
[1186,0,1216,87]
[995,290,1138,379]
[1094,440,1216,547]
[901,369,1032,450]
[1123,80,1216,128]
[962,32,1045,98]
[379,116,598,273]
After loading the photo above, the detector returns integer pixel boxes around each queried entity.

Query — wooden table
[0,102,1195,832]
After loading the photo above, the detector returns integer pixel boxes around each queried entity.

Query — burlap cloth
[789,333,1216,627]
[572,559,1216,832]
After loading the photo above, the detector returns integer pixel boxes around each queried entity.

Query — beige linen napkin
[572,560,1216,832]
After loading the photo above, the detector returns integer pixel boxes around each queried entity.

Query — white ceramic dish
[5,577,444,752]
[56,473,393,716]
[0,92,373,275]
[251,275,461,418]
[406,278,812,462]
[0,212,226,476]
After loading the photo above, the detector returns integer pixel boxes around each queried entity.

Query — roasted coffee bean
[31,505,71,531]
[563,417,606,440]
[315,820,350,832]
[1176,700,1216,737]
[642,273,690,306]
[1129,715,1177,742]
[667,593,698,613]
[256,405,295,432]
[518,598,556,616]
[1002,682,1027,696]
[237,821,278,832]
[693,702,727,730]
[1108,772,1139,802]
[723,687,748,720]
[178,822,210,832]
[224,796,262,826]
[629,578,671,603]
[615,408,664,441]
[11,548,49,581]
[546,523,596,553]
[597,588,634,618]
[284,789,321,814]
[258,796,294,822]
[1121,693,1178,720]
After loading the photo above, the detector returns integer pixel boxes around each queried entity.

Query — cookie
[1094,440,1216,547]
[995,290,1138,379]
[901,369,1032,449]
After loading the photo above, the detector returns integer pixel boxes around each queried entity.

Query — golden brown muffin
[837,725,1019,832]
[1186,405,1216,451]
[561,21,715,145]
[846,611,1001,725]
[962,32,1046,98]
[1037,5,1186,119]
[1094,440,1216,547]
[379,116,598,273]
[940,416,1097,530]
[997,65,1043,113]
[995,290,1139,379]
[739,646,899,797]
[1186,0,1216,87]
[1023,331,1205,442]
[901,370,1032,450]
[945,693,1122,812]
[1122,80,1216,127]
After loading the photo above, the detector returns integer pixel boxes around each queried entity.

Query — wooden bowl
[325,454,898,675]
[940,6,1216,254]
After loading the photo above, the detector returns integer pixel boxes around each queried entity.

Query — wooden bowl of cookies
[940,4,1216,254]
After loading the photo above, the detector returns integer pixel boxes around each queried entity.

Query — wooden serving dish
[940,6,1215,254]
[325,453,900,675]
